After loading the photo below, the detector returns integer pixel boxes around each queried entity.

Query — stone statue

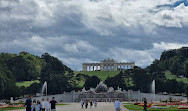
[90,88,96,93]
[10,97,14,103]
[81,87,88,93]
[116,86,122,93]
[108,87,114,92]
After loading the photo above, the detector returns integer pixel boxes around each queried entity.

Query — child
[36,101,41,111]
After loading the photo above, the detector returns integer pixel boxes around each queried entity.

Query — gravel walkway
[9,102,130,111]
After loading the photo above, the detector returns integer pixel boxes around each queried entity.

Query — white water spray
[151,79,155,94]
[41,81,47,98]
[151,79,156,101]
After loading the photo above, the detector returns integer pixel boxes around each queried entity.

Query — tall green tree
[40,53,73,94]
[132,68,152,92]
[84,76,100,90]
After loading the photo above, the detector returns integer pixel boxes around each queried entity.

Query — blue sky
[0,0,188,70]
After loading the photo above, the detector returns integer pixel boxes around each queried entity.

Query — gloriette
[82,58,135,71]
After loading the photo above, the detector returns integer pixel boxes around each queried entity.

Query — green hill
[16,80,40,87]
[74,71,120,81]
[165,71,188,84]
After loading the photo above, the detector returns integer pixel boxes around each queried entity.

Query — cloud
[153,42,188,50]
[108,42,188,67]
[0,0,188,70]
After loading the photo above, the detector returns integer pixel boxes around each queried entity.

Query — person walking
[80,100,84,109]
[50,97,57,111]
[25,95,32,111]
[85,100,88,109]
[41,98,46,111]
[46,98,51,111]
[94,101,97,109]
[114,99,122,111]
[143,98,147,111]
[90,101,93,109]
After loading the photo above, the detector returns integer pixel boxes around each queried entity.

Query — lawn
[123,104,188,111]
[0,107,25,111]
[165,71,188,84]
[56,104,69,105]
[74,71,120,81]
[16,80,40,87]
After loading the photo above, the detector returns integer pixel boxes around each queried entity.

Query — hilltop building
[82,58,135,71]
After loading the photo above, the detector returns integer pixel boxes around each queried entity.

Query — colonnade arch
[83,59,135,71]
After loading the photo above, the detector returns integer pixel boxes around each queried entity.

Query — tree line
[1,47,188,99]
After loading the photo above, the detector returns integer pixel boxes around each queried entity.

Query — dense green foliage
[0,53,21,99]
[74,71,120,81]
[0,52,74,99]
[84,76,101,90]
[160,47,188,77]
[1,47,188,100]
[105,71,127,90]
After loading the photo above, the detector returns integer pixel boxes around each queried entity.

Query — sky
[0,0,188,70]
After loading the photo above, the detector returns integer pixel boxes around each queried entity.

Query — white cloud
[153,42,188,50]
[108,42,188,67]
[1,0,188,34]
[0,35,97,53]
[0,0,188,70]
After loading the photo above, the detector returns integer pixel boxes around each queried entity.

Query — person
[85,100,88,109]
[114,99,122,111]
[143,98,147,111]
[25,95,32,111]
[32,99,37,111]
[94,101,97,109]
[80,100,84,109]
[41,98,46,111]
[36,101,41,111]
[46,98,51,111]
[90,101,93,108]
[50,97,57,111]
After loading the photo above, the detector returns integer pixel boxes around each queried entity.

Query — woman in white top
[46,98,51,111]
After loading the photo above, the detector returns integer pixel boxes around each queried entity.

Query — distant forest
[0,47,188,99]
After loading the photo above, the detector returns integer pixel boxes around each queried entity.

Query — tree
[184,84,188,97]
[132,68,152,92]
[165,79,179,93]
[84,76,100,90]
[105,72,127,90]
[40,53,73,94]
[147,59,165,79]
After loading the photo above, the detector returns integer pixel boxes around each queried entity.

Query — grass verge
[123,104,188,111]
[16,80,40,87]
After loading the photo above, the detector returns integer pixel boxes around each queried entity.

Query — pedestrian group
[25,95,57,111]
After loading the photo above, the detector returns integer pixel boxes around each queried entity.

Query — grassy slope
[165,71,188,84]
[0,107,25,111]
[16,80,40,87]
[74,71,120,81]
[73,71,120,88]
[15,70,187,88]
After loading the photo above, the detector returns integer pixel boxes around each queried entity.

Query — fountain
[151,79,155,94]
[41,81,47,98]
[151,79,156,101]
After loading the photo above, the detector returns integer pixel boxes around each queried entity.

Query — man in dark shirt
[50,97,57,111]
[25,95,32,111]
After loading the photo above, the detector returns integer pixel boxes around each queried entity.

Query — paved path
[9,102,129,111]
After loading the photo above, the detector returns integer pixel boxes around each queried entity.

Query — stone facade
[82,58,135,71]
